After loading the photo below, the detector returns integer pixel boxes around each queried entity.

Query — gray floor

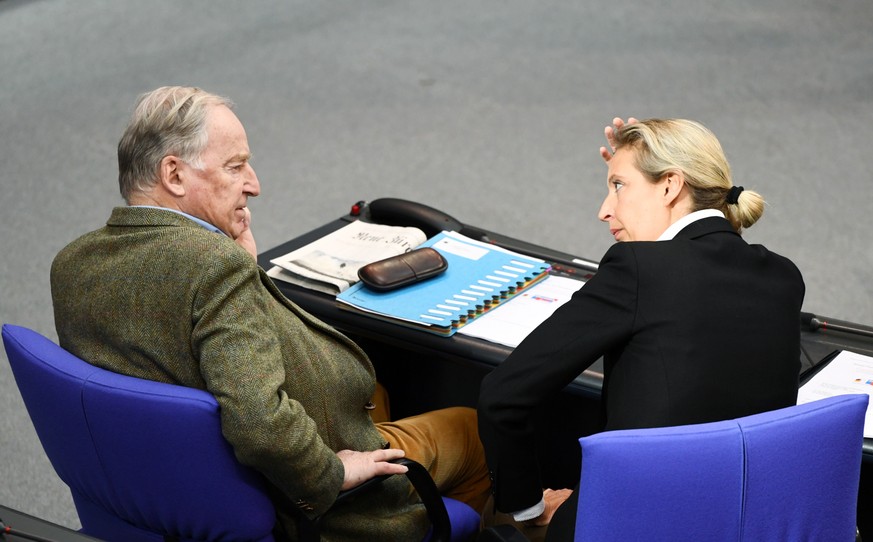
[1,0,872,530]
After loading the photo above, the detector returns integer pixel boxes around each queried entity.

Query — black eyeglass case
[357,247,448,292]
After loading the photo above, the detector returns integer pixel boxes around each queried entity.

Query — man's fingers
[372,448,408,475]
[337,448,409,490]
[373,447,406,461]
[376,461,409,476]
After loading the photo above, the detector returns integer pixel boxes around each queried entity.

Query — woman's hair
[613,118,765,233]
[117,86,234,202]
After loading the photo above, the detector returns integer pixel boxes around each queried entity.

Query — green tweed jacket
[50,207,427,542]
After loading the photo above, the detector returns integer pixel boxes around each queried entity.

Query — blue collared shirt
[131,205,227,236]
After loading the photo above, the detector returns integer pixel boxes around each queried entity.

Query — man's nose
[245,164,261,197]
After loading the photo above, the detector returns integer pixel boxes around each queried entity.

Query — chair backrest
[574,393,868,542]
[2,324,276,542]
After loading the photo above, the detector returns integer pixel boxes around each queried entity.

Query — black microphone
[801,312,873,339]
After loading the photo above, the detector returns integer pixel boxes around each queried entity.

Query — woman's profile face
[598,148,672,242]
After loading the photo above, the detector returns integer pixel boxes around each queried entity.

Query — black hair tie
[726,186,744,205]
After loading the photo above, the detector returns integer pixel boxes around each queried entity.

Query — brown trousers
[370,384,491,514]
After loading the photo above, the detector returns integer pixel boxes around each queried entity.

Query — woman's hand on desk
[599,117,639,162]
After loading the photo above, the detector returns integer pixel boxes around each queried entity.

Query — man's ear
[662,171,685,206]
[159,155,186,197]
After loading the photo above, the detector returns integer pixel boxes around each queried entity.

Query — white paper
[797,350,873,438]
[270,221,426,294]
[457,275,584,347]
[266,265,348,295]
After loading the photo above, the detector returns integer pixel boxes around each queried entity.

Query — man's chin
[228,222,249,240]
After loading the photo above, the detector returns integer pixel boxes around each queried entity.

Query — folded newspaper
[267,220,427,295]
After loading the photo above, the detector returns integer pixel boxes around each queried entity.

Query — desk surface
[0,505,100,542]
[260,216,608,394]
[258,212,873,457]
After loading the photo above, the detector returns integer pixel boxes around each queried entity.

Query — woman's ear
[662,171,685,206]
[159,155,186,197]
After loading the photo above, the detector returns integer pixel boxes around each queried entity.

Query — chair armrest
[294,457,452,542]
[393,457,451,542]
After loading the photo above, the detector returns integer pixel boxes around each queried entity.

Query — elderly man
[51,86,489,541]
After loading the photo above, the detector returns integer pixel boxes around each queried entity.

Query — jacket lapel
[258,268,373,365]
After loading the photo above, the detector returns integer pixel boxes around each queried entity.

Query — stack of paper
[797,350,873,438]
[457,275,584,347]
[267,221,426,295]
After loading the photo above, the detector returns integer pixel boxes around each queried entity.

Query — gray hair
[117,86,234,202]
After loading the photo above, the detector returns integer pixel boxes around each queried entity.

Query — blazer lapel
[258,268,373,365]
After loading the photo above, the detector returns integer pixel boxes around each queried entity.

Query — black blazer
[478,217,805,512]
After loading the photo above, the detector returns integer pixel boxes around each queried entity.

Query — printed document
[268,221,426,295]
[797,350,873,438]
[458,275,584,347]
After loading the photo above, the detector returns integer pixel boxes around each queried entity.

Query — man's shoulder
[53,207,252,271]
[52,225,108,268]
[109,206,244,253]
[109,206,213,233]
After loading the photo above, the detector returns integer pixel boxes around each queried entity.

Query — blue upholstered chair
[2,324,480,542]
[479,393,867,542]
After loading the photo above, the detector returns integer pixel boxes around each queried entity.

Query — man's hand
[337,448,409,491]
[528,488,573,527]
[599,117,638,162]
[234,207,257,259]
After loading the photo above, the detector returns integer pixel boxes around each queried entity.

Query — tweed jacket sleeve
[191,243,349,515]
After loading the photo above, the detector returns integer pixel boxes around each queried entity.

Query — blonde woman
[478,118,805,539]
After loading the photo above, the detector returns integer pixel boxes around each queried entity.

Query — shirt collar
[131,205,227,236]
[657,209,725,241]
